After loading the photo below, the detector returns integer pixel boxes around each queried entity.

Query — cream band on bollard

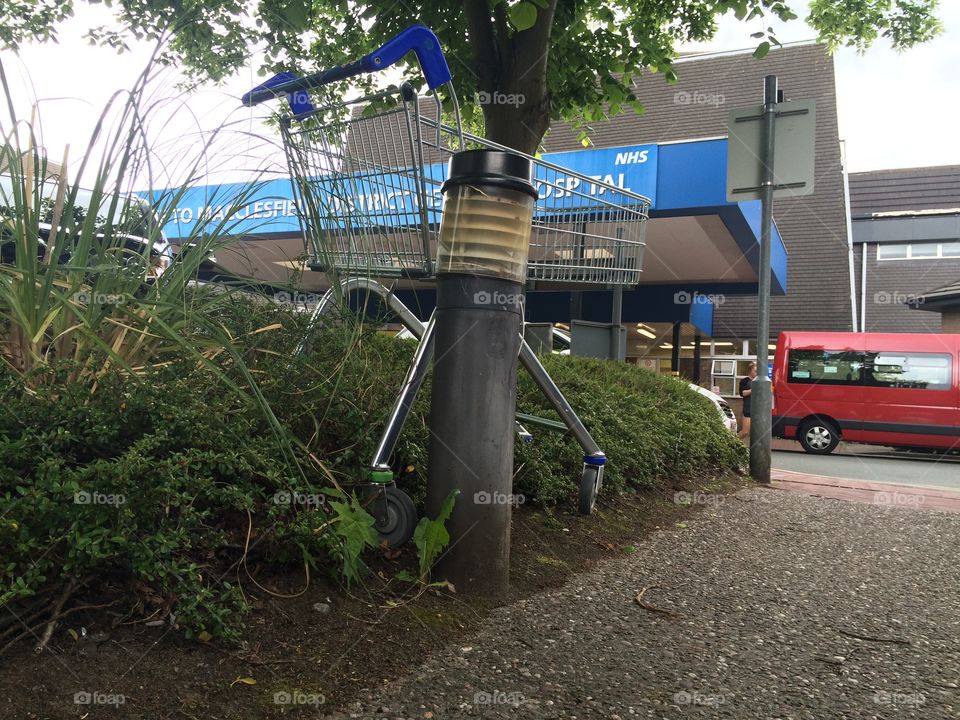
[436,150,537,282]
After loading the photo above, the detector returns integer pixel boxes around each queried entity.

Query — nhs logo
[614,149,650,164]
[542,143,658,204]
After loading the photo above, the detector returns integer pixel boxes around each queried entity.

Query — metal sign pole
[749,74,777,484]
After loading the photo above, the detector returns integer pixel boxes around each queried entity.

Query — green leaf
[413,490,459,578]
[284,0,310,31]
[509,2,538,31]
[394,569,418,583]
[331,498,378,583]
[753,41,771,59]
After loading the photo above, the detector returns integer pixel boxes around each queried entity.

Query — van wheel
[798,419,840,454]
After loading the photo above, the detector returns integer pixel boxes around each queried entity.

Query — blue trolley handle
[241,25,451,107]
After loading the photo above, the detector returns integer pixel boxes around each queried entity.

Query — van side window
[864,352,953,390]
[787,350,864,385]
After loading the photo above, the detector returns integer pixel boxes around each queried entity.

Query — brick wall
[853,244,960,333]
[543,43,852,340]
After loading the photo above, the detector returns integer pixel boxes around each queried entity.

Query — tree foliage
[1,0,944,151]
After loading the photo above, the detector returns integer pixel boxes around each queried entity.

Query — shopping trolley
[243,26,651,545]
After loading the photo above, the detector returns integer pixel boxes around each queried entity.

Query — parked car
[0,175,173,282]
[688,383,738,434]
[551,327,571,355]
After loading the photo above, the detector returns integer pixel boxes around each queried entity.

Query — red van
[772,332,960,454]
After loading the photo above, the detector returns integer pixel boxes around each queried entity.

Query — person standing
[738,362,757,442]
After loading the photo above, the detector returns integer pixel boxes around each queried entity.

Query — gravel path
[328,488,960,719]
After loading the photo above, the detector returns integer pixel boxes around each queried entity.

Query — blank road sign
[726,100,816,202]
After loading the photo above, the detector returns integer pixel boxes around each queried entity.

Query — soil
[0,474,753,720]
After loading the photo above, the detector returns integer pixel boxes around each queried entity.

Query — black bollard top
[441,150,538,199]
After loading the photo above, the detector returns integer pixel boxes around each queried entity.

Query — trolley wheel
[578,465,602,515]
[797,418,840,455]
[374,486,418,547]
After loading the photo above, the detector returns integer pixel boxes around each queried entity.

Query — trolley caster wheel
[578,465,602,515]
[374,486,418,547]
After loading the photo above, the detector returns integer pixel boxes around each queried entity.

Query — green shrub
[221,302,745,509]
[0,298,744,644]
[515,355,746,505]
[0,360,310,639]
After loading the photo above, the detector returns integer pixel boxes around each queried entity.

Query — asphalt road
[772,446,960,493]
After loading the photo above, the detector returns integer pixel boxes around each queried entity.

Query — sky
[3,1,959,187]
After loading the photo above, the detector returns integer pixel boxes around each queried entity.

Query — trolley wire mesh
[280,86,650,285]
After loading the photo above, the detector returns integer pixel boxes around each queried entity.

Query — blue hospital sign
[154,143,658,240]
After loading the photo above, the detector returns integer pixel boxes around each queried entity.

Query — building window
[711,359,737,396]
[877,241,960,260]
[910,243,938,258]
[943,241,960,257]
[877,243,909,259]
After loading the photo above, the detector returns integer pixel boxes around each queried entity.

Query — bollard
[426,150,537,596]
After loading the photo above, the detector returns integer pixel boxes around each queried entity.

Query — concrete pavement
[770,443,960,512]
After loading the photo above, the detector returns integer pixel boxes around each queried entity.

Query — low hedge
[514,354,746,505]
[0,296,744,642]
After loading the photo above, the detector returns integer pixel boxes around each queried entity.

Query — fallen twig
[35,579,78,654]
[838,628,911,646]
[814,656,846,665]
[2,602,117,656]
[634,586,680,618]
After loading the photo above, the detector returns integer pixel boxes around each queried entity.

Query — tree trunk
[463,0,557,155]
[481,86,551,155]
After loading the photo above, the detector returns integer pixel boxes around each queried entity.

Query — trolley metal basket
[243,25,651,544]
[274,86,650,284]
